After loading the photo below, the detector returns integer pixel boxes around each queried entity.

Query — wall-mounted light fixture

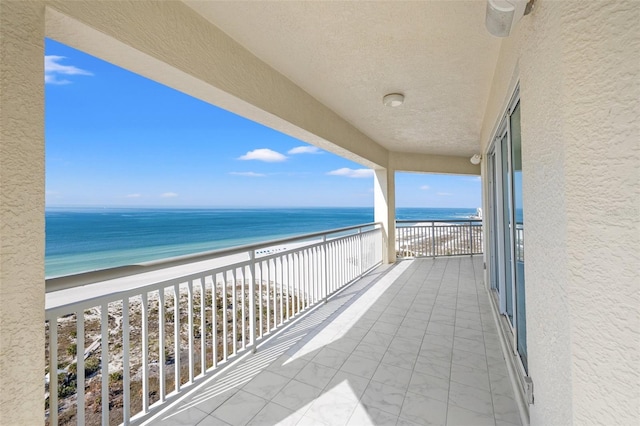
[383,93,405,107]
[470,154,482,165]
[485,0,534,37]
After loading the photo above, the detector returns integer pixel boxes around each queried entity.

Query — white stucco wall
[481,1,640,424]
[0,2,46,425]
[374,168,396,264]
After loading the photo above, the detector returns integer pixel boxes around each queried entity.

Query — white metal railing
[45,223,382,426]
[515,223,524,262]
[395,220,483,258]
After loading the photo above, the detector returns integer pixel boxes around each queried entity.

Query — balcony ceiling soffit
[184,1,500,157]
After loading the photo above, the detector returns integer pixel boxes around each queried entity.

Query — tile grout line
[443,256,462,426]
[473,254,500,426]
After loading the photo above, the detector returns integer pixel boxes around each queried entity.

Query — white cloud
[327,168,374,178]
[288,146,322,155]
[238,148,287,162]
[161,192,178,198]
[126,193,142,198]
[436,192,452,196]
[420,185,430,191]
[229,172,266,177]
[44,55,92,85]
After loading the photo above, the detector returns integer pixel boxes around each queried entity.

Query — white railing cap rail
[395,219,483,224]
[46,222,381,293]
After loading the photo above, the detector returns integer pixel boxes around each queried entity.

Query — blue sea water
[46,207,476,278]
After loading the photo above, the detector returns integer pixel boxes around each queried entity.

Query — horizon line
[46,205,479,210]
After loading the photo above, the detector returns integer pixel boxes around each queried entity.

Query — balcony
[44,221,521,426]
[149,256,522,426]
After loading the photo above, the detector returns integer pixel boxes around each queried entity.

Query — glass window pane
[511,102,527,372]
[500,133,513,324]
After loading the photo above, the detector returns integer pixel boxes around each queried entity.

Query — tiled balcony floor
[145,256,522,426]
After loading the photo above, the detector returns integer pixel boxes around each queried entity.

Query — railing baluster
[323,236,328,302]
[49,318,58,426]
[284,254,289,320]
[200,279,206,375]
[310,248,315,304]
[241,267,246,350]
[314,247,319,303]
[271,258,277,326]
[187,281,194,383]
[307,249,311,305]
[76,310,85,426]
[141,292,149,412]
[337,240,342,287]
[122,299,130,425]
[299,251,305,310]
[158,289,165,402]
[265,260,271,333]
[278,256,284,325]
[212,276,218,366]
[222,273,228,361]
[296,252,301,314]
[231,269,237,355]
[358,230,363,276]
[258,262,263,338]
[101,303,109,426]
[173,284,180,393]
[249,253,256,352]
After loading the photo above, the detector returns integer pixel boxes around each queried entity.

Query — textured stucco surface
[482,1,640,424]
[185,0,501,157]
[0,1,46,424]
[559,2,639,424]
[374,168,396,264]
[390,152,480,175]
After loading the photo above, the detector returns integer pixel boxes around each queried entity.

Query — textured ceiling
[185,1,501,157]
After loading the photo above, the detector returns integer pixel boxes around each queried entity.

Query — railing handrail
[46,222,381,293]
[396,219,482,224]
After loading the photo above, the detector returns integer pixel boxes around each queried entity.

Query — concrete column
[374,168,396,264]
[0,1,46,425]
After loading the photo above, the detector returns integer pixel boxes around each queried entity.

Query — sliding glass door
[487,89,527,373]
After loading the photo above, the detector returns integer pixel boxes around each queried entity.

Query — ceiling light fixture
[470,154,482,165]
[485,0,534,37]
[383,93,404,107]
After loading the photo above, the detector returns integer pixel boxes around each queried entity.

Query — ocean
[45,207,477,278]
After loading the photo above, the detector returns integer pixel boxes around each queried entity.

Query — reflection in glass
[511,102,527,373]
[500,133,513,324]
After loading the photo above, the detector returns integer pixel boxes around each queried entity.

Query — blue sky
[45,39,480,208]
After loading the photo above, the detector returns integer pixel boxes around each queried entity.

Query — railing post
[249,251,257,353]
[469,221,474,256]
